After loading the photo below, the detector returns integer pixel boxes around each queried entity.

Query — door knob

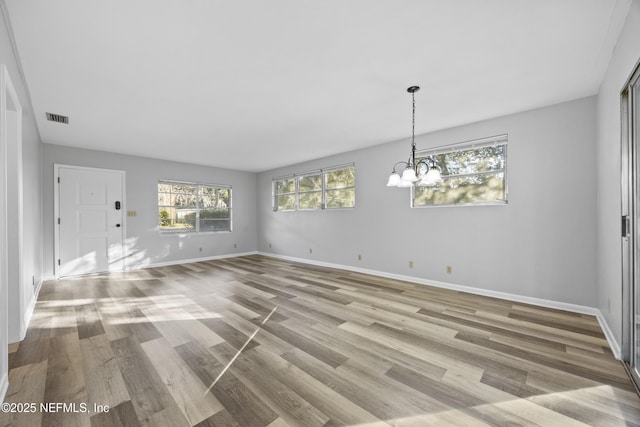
[116,224,121,228]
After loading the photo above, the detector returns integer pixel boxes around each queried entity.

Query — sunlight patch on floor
[342,384,640,427]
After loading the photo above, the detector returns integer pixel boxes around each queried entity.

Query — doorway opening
[621,59,640,390]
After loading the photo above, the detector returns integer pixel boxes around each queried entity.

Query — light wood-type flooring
[1,255,639,426]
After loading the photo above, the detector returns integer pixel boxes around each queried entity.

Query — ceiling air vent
[46,112,69,124]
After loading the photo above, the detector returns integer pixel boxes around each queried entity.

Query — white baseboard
[138,251,259,270]
[19,279,43,342]
[0,372,8,403]
[8,279,44,344]
[258,252,622,358]
[44,252,260,280]
[595,311,621,359]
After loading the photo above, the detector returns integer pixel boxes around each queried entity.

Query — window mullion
[295,176,299,210]
[321,171,326,209]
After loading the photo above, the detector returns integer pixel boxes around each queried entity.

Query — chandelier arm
[392,161,409,174]
[414,158,429,172]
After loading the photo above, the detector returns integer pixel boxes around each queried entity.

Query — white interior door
[57,166,125,277]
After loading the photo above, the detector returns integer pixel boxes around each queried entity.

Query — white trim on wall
[258,251,621,359]
[1,63,21,398]
[39,252,259,283]
[0,372,7,404]
[135,251,258,270]
[20,278,42,340]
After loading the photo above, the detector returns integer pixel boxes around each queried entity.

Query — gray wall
[596,1,640,347]
[42,144,257,277]
[258,96,598,307]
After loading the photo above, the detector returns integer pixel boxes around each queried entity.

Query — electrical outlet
[309,248,313,254]
[234,243,237,248]
[408,260,413,268]
[358,254,362,261]
[269,243,272,248]
[199,247,203,253]
[446,265,452,274]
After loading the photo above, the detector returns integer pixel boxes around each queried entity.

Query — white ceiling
[2,0,631,172]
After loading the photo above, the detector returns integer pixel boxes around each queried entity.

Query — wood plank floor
[2,255,639,426]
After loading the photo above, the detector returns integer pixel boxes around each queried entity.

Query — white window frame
[297,170,323,211]
[323,164,356,209]
[273,176,296,212]
[412,134,508,207]
[272,163,355,211]
[158,180,232,233]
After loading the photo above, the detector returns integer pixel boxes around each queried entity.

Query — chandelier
[386,86,442,187]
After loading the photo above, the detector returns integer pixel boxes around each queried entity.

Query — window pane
[275,178,295,194]
[276,194,295,211]
[158,183,197,207]
[200,219,231,232]
[199,187,230,208]
[326,188,355,208]
[171,184,196,193]
[414,173,505,206]
[325,167,355,189]
[159,207,173,230]
[199,208,231,232]
[158,207,196,231]
[158,191,172,206]
[299,191,322,210]
[158,183,173,193]
[298,174,322,192]
[420,144,506,177]
[173,193,196,207]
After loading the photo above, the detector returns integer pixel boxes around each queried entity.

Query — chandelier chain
[412,91,416,149]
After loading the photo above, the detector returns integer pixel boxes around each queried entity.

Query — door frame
[54,164,126,278]
[1,64,21,401]
[621,58,640,389]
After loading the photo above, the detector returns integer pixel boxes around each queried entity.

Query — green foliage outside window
[298,174,323,210]
[414,141,507,206]
[325,167,355,208]
[158,182,231,232]
[273,165,355,211]
[273,177,296,211]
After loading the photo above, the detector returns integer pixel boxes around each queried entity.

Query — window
[297,172,322,210]
[273,164,355,211]
[324,166,355,208]
[413,135,507,207]
[158,181,231,232]
[273,177,296,211]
